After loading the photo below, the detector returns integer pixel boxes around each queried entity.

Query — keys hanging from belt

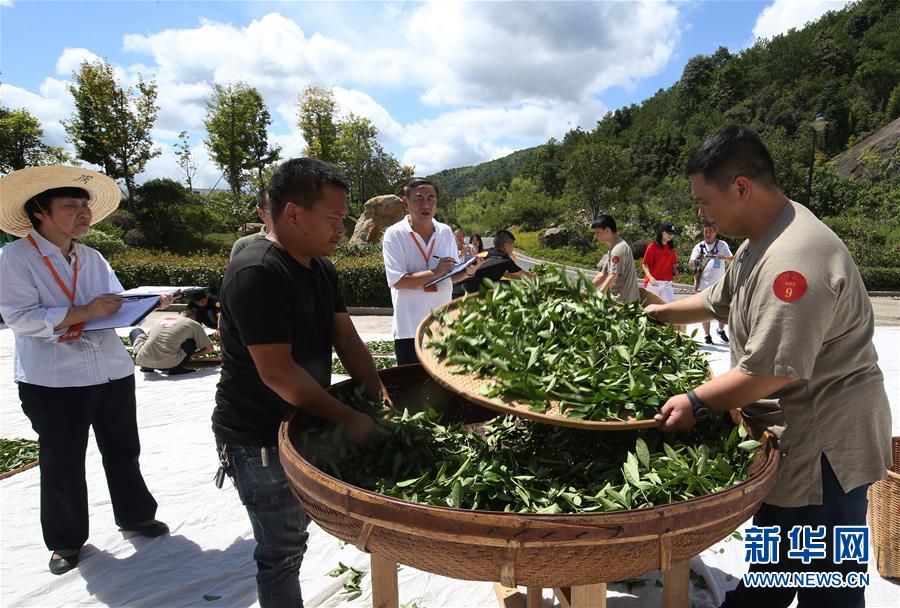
[215,444,230,489]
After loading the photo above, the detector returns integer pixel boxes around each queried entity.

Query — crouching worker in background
[130,309,214,376]
[0,166,171,576]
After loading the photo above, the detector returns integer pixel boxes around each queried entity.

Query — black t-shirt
[463,248,522,293]
[212,238,347,446]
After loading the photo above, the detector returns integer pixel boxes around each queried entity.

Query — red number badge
[611,256,620,264]
[773,271,808,302]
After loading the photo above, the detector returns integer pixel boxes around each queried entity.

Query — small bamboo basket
[868,436,900,579]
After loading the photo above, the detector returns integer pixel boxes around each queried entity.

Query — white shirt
[690,238,733,291]
[0,230,135,387]
[382,216,459,339]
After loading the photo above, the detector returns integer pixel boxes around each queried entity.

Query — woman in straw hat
[0,166,171,575]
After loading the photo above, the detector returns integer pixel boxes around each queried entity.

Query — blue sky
[1,0,850,186]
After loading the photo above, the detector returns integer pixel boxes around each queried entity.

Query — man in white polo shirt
[382,177,478,364]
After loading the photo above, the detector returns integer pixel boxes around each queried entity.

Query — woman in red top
[642,221,678,302]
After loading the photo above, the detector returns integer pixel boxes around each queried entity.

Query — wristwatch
[686,390,710,420]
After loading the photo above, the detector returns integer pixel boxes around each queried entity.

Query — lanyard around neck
[409,231,436,264]
[27,234,79,302]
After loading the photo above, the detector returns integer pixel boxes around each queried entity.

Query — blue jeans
[720,454,869,608]
[222,445,311,608]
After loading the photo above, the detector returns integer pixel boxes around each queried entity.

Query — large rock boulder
[833,116,900,179]
[349,195,404,246]
[539,226,575,248]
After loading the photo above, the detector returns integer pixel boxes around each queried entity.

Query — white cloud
[0,0,14,8]
[400,100,606,175]
[332,88,404,143]
[8,1,688,183]
[55,47,102,76]
[407,1,681,107]
[1,81,73,148]
[753,0,851,40]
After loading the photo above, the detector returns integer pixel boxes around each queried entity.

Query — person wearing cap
[646,126,891,607]
[641,221,679,302]
[382,177,480,365]
[689,220,733,344]
[0,166,171,575]
[590,214,639,302]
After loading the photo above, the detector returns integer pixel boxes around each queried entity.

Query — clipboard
[423,256,479,289]
[83,296,161,331]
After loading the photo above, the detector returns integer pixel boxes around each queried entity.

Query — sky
[1,0,852,188]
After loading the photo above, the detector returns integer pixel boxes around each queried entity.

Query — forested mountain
[437,0,899,288]
[429,147,537,200]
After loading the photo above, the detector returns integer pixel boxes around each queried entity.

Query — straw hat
[0,165,122,237]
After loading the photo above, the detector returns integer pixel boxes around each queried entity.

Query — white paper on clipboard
[423,256,478,289]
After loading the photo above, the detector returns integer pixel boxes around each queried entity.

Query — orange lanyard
[409,230,438,291]
[27,235,84,342]
[409,231,436,264]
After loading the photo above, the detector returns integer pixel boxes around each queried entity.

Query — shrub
[78,228,127,257]
[858,267,900,291]
[107,247,393,307]
[124,228,149,248]
[334,251,391,307]
[108,250,229,293]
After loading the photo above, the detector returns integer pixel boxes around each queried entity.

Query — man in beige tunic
[646,125,891,608]
[131,310,213,375]
[591,214,639,302]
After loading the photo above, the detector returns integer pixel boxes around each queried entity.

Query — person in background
[130,309,214,376]
[689,219,733,344]
[187,290,220,330]
[382,178,479,364]
[213,158,386,607]
[647,125,891,608]
[0,166,170,576]
[230,192,270,260]
[469,232,484,254]
[463,229,532,293]
[642,221,678,302]
[453,227,476,261]
[590,214,640,302]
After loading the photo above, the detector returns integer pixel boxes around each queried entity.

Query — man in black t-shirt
[213,158,384,608]
[463,229,532,293]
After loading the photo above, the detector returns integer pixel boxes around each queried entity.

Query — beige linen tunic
[703,201,891,508]
[597,238,640,302]
[133,315,212,370]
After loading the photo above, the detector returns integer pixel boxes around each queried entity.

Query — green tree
[298,85,339,163]
[334,114,410,214]
[204,82,280,197]
[0,105,69,173]
[173,131,197,191]
[563,139,631,220]
[63,60,159,203]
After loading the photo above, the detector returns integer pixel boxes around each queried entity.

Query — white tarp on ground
[1,323,898,608]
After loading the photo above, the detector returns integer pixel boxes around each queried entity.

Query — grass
[0,438,39,475]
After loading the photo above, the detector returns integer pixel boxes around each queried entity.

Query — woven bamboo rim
[0,459,39,480]
[868,436,900,579]
[414,287,694,430]
[280,365,780,587]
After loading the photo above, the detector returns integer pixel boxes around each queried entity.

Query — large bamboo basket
[868,436,900,579]
[280,365,779,588]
